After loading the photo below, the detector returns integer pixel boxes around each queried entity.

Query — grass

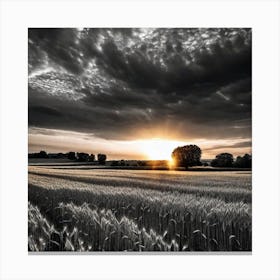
[28,166,252,252]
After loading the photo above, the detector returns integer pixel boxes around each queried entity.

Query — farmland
[28,166,252,252]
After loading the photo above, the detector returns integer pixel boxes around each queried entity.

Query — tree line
[28,151,107,165]
[210,153,251,168]
[171,145,251,169]
[29,144,251,169]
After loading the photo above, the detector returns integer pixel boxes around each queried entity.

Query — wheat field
[28,166,252,252]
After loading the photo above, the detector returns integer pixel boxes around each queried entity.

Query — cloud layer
[28,28,251,145]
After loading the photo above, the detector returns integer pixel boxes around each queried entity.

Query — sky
[28,28,252,160]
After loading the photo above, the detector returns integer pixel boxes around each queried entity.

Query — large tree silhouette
[172,145,201,169]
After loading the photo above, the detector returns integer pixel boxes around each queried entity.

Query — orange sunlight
[139,139,185,161]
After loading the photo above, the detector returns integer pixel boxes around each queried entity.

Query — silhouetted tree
[89,154,95,162]
[211,159,218,167]
[234,154,252,168]
[234,156,243,167]
[39,151,48,158]
[211,153,233,167]
[68,152,76,160]
[97,154,107,165]
[77,152,89,162]
[171,145,202,169]
[243,153,252,168]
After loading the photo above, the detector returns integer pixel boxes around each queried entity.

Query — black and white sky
[28,28,251,159]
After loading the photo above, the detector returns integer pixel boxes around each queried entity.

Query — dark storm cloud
[29,28,86,74]
[28,28,251,141]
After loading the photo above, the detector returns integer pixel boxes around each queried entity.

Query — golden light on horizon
[140,139,185,161]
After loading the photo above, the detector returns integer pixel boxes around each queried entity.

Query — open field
[28,166,252,252]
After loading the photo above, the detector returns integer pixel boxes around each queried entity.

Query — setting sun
[139,139,185,161]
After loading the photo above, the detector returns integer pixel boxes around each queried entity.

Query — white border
[0,0,280,279]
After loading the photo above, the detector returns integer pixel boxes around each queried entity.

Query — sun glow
[140,139,185,161]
